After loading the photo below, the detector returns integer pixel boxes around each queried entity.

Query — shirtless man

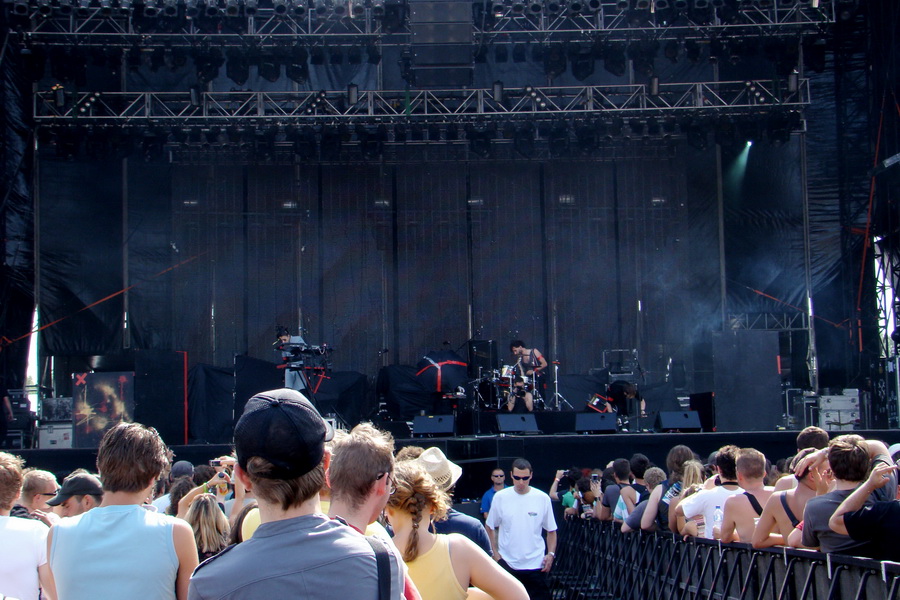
[751,448,827,548]
[719,449,773,543]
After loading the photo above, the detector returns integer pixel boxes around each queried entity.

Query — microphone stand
[550,361,573,411]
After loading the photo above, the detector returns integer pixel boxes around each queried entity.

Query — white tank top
[50,504,179,600]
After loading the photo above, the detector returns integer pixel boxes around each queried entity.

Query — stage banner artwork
[73,372,135,448]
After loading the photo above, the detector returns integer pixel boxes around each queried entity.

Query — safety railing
[550,518,900,600]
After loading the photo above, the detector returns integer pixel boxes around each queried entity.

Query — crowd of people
[548,425,900,564]
[2,389,899,600]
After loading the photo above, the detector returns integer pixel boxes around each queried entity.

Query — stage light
[513,124,535,157]
[569,44,595,81]
[273,0,287,14]
[286,46,309,83]
[163,0,178,15]
[664,40,679,63]
[185,0,200,16]
[143,0,160,15]
[527,0,541,13]
[225,0,239,15]
[347,83,358,105]
[58,0,74,14]
[603,43,626,78]
[366,45,381,64]
[205,0,220,15]
[350,0,364,17]
[258,54,281,82]
[226,50,249,85]
[548,123,569,157]
[314,0,329,16]
[544,44,566,79]
[512,44,527,63]
[492,80,504,104]
[12,0,29,15]
[371,0,384,16]
[544,0,562,14]
[38,0,53,16]
[291,0,305,15]
[332,0,345,16]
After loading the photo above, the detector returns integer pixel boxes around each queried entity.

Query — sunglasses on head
[512,475,531,481]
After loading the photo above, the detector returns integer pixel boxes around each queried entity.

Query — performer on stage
[506,376,534,413]
[275,325,307,392]
[509,340,548,398]
[603,381,647,417]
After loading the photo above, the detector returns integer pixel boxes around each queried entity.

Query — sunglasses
[512,475,531,481]
[492,474,505,478]
[39,490,61,497]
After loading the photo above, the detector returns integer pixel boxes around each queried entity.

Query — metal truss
[34,78,809,125]
[874,238,900,357]
[8,0,835,47]
[726,311,810,332]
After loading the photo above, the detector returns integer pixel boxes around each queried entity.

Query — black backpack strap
[743,492,764,516]
[365,535,392,600]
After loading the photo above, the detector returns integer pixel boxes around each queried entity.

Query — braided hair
[386,461,451,563]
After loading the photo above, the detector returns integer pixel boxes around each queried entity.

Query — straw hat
[414,447,463,491]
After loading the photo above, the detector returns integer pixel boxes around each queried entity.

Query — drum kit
[470,364,540,410]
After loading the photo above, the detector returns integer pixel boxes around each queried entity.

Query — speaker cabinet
[413,415,455,437]
[655,411,702,433]
[575,412,617,434]
[496,413,539,434]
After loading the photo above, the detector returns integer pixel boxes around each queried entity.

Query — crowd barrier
[549,518,900,600]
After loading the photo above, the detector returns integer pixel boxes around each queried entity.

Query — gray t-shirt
[801,489,872,556]
[189,513,405,600]
[624,499,650,531]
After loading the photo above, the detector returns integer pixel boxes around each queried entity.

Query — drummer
[509,339,548,396]
[505,376,534,412]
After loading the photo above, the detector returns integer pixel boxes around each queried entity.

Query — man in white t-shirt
[675,445,744,539]
[0,451,56,600]
[486,457,557,600]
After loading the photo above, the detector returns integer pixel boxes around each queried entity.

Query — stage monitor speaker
[413,415,456,437]
[655,411,702,433]
[575,412,617,434]
[496,413,540,434]
[689,392,715,432]
[380,420,412,439]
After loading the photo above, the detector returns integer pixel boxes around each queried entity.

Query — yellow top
[407,534,468,600]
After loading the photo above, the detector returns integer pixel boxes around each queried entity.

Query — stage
[15,429,900,503]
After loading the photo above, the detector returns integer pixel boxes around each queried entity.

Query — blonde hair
[184,494,229,555]
[0,452,25,510]
[386,461,451,563]
[681,460,705,489]
[329,423,394,505]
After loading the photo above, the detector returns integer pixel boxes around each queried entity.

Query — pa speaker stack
[408,0,474,87]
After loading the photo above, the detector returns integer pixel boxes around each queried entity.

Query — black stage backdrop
[36,142,828,421]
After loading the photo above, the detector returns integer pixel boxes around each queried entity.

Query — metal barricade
[549,518,900,600]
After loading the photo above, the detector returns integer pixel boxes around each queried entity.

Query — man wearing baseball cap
[47,471,103,518]
[189,389,407,600]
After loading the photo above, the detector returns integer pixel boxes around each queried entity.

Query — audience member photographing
[386,461,528,600]
[0,451,56,600]
[48,422,198,600]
